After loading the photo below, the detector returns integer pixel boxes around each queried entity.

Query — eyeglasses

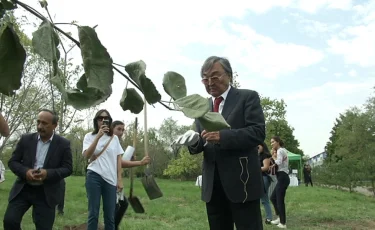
[97,116,109,121]
[201,73,226,85]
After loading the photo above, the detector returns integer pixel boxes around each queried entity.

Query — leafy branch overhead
[0,23,26,96]
[0,0,231,132]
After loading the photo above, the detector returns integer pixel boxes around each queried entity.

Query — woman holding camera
[82,109,124,230]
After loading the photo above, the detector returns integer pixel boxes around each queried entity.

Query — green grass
[0,173,375,230]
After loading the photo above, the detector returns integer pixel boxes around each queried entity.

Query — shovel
[141,98,163,200]
[128,117,145,213]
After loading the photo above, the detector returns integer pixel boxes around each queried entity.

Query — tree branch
[14,0,175,111]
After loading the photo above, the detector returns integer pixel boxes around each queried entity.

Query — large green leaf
[39,0,48,8]
[65,86,112,110]
[139,75,161,104]
[163,71,187,100]
[78,26,113,94]
[124,60,146,86]
[120,88,144,114]
[0,4,6,20]
[76,74,87,90]
[198,112,231,132]
[49,68,66,99]
[0,23,26,96]
[1,0,16,10]
[173,94,209,119]
[32,20,59,62]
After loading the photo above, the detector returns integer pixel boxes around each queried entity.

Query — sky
[14,0,375,158]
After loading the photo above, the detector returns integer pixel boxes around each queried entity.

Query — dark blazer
[7,133,73,208]
[189,87,265,203]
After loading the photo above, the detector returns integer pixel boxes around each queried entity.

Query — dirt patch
[63,223,104,230]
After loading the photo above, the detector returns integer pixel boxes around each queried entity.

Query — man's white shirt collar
[38,132,54,143]
[211,85,231,102]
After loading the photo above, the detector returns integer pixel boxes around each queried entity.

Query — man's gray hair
[200,56,233,82]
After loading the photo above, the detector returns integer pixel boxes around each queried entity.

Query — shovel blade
[128,196,145,213]
[141,175,163,200]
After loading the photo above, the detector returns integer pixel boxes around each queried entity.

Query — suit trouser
[3,184,56,230]
[57,181,65,212]
[270,171,290,225]
[305,176,313,187]
[206,166,263,230]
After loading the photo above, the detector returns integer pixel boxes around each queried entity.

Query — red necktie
[213,96,223,113]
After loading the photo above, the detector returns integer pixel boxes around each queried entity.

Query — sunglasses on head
[97,116,109,121]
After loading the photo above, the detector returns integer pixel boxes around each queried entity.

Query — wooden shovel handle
[129,117,138,196]
[143,97,149,157]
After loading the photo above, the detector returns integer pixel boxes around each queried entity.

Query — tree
[0,1,228,134]
[0,13,83,156]
[232,72,303,155]
[163,148,203,180]
[158,117,191,159]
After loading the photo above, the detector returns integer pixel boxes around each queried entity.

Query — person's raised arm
[121,155,150,168]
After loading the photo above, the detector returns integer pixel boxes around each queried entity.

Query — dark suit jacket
[8,133,73,208]
[189,87,265,203]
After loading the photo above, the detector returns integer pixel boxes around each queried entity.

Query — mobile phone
[103,119,109,132]
[103,119,109,126]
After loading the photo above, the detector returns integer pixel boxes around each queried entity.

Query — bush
[163,148,203,180]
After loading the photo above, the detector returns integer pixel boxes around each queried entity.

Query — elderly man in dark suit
[3,109,73,230]
[173,56,266,230]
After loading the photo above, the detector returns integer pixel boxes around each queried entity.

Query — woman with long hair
[82,109,124,230]
[257,142,273,224]
[270,136,290,229]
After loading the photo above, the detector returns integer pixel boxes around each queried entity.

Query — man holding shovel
[172,56,266,230]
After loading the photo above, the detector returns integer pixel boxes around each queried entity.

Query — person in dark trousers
[303,164,313,187]
[173,56,266,230]
[57,179,66,215]
[258,142,273,224]
[3,109,73,230]
[269,136,290,229]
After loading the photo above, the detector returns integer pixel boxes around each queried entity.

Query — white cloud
[320,67,328,72]
[334,73,343,77]
[348,69,357,77]
[284,78,375,156]
[327,1,375,67]
[295,0,353,14]
[223,24,324,79]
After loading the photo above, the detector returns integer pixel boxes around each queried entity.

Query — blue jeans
[260,175,273,220]
[86,170,116,230]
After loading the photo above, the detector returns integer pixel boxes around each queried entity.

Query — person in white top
[82,109,124,230]
[111,120,150,229]
[269,136,290,229]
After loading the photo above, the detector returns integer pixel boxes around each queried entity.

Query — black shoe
[265,219,272,225]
